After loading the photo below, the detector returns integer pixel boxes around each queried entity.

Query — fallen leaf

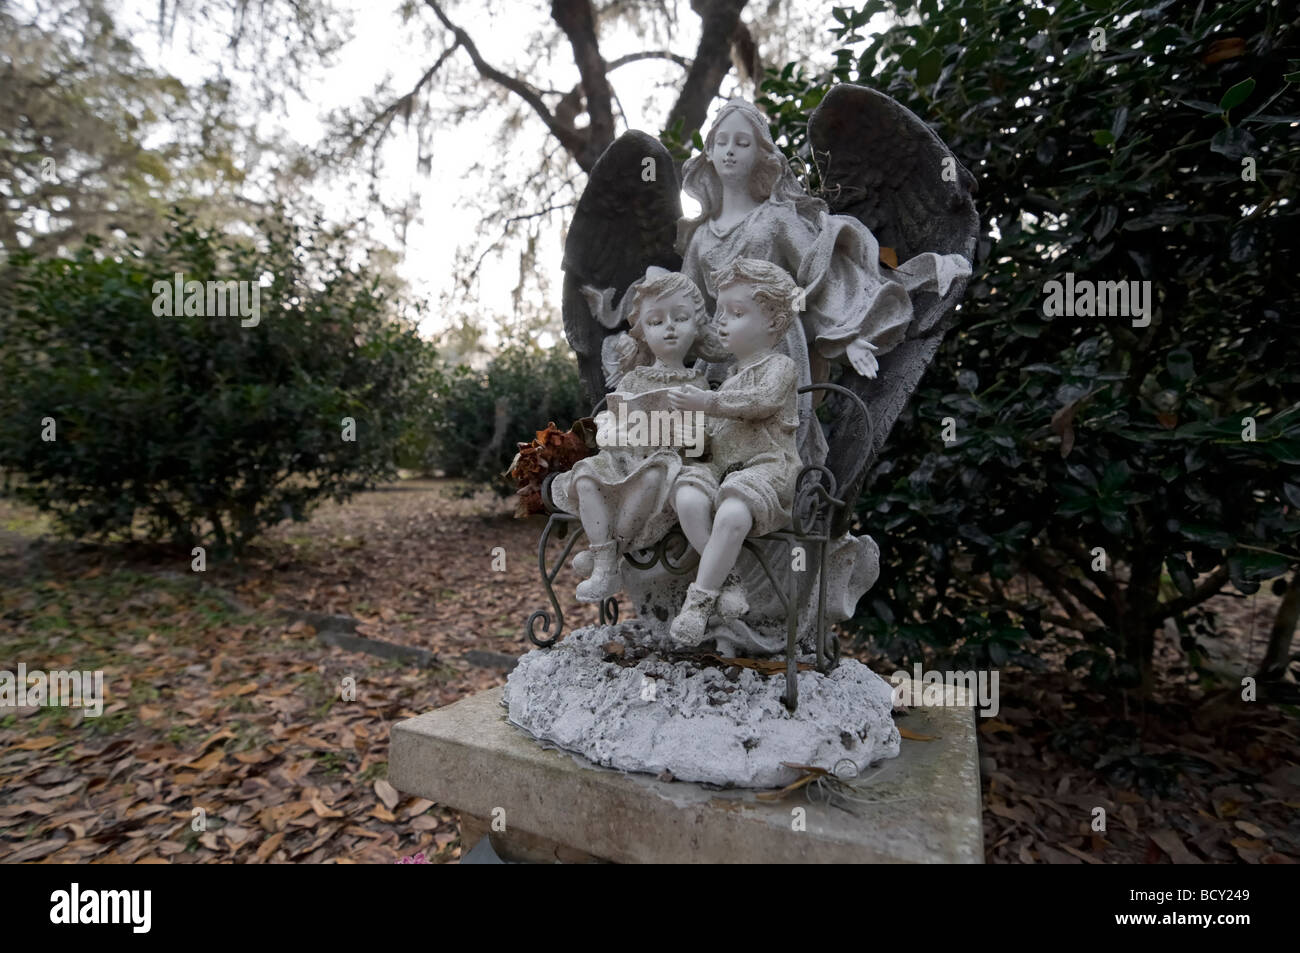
[988,800,1033,823]
[979,719,1015,735]
[8,837,68,862]
[404,798,434,818]
[1230,837,1267,849]
[1201,37,1246,65]
[1037,843,1082,864]
[1059,842,1104,865]
[310,798,344,819]
[1150,829,1201,864]
[183,749,224,772]
[196,729,236,753]
[373,779,400,811]
[898,727,935,741]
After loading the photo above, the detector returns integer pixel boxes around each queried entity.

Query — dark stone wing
[807,83,978,503]
[562,131,682,406]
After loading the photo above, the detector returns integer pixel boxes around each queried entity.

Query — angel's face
[715,283,772,360]
[637,289,698,366]
[710,112,758,186]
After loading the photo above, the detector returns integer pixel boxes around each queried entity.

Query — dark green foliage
[760,0,1300,691]
[0,214,439,554]
[427,344,589,488]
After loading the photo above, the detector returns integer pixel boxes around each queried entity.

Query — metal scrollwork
[523,381,874,710]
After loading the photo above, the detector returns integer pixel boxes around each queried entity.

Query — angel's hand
[846,338,880,379]
[668,386,714,413]
[580,285,620,329]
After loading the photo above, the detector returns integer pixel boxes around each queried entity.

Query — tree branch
[1024,548,1115,627]
[349,43,459,153]
[422,0,588,161]
[1152,564,1231,625]
[663,0,749,140]
[549,0,615,170]
[608,50,692,71]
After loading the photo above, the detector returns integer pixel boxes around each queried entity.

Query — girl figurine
[667,258,804,646]
[550,267,719,603]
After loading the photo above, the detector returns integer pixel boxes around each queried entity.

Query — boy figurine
[667,257,804,646]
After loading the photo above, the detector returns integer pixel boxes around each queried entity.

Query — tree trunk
[1121,551,1163,696]
[1258,572,1300,680]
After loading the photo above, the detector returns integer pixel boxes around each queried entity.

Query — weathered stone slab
[390,682,983,863]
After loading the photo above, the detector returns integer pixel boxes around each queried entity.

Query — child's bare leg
[695,497,752,591]
[674,485,714,555]
[614,469,663,543]
[574,475,611,544]
[574,475,622,602]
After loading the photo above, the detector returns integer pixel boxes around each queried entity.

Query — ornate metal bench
[524,381,872,710]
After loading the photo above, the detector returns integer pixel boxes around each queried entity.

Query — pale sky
[109,0,838,346]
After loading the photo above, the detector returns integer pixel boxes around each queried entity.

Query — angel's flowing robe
[679,198,971,382]
[636,195,968,655]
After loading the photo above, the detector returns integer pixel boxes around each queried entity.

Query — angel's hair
[619,270,724,372]
[675,99,827,254]
[713,258,801,340]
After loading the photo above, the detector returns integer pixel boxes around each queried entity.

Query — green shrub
[0,213,439,554]
[427,343,589,488]
[761,0,1300,692]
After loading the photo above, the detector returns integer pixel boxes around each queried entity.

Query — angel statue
[549,84,979,658]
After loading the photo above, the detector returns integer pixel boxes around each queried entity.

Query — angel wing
[807,83,979,492]
[561,131,683,407]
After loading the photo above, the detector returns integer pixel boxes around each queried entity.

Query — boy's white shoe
[671,583,719,646]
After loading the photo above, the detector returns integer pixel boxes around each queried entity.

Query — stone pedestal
[389,682,983,863]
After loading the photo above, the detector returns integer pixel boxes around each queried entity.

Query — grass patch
[167,724,199,748]
[313,751,349,776]
[86,709,135,736]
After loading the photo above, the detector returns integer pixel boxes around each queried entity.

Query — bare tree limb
[505,202,576,225]
[1151,564,1231,625]
[422,0,588,161]
[1024,549,1115,627]
[348,42,460,153]
[663,0,749,139]
[549,0,615,169]
[608,50,692,71]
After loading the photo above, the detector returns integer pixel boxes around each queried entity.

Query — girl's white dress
[550,362,708,553]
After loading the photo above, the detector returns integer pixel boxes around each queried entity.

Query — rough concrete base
[390,682,984,863]
[502,621,900,788]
